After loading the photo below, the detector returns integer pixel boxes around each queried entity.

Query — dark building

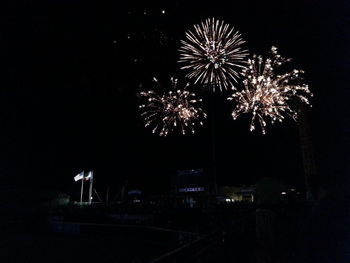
[170,168,217,208]
[171,168,212,194]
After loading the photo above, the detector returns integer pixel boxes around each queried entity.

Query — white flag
[74,171,84,181]
[85,171,93,181]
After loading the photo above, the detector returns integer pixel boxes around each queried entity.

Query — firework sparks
[139,78,207,136]
[228,46,313,134]
[178,18,248,92]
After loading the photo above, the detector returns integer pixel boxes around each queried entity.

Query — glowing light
[179,18,248,92]
[228,46,312,134]
[281,192,287,195]
[139,77,207,136]
[178,187,205,192]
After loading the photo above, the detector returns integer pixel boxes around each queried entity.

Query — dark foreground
[2,191,350,263]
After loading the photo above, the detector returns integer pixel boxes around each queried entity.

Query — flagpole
[88,170,93,205]
[80,171,84,205]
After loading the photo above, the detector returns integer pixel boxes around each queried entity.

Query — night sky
[2,0,349,201]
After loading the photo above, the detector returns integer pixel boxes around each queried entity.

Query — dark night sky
[1,0,349,200]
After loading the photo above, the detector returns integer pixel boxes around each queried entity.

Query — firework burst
[178,18,248,92]
[139,78,207,136]
[228,46,313,134]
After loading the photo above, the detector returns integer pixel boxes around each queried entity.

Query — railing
[148,231,223,263]
[147,208,256,263]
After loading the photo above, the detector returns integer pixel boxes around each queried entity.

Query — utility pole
[210,93,218,195]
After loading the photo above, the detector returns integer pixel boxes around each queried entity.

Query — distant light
[178,187,204,193]
[225,198,231,202]
[281,192,287,195]
[127,35,131,39]
[113,40,117,44]
[143,11,147,15]
[161,10,166,14]
[291,188,295,191]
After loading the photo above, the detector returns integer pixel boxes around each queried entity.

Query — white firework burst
[228,46,313,134]
[179,18,248,92]
[139,77,207,136]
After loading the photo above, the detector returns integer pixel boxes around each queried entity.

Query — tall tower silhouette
[297,104,318,200]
